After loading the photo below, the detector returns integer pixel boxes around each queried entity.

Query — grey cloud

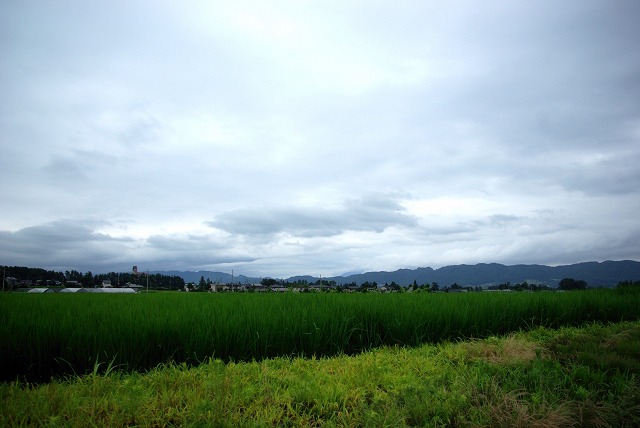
[0,219,132,271]
[43,149,121,183]
[558,150,640,196]
[43,157,89,182]
[207,195,417,237]
[118,113,161,146]
[5,219,116,242]
[140,252,257,272]
[474,214,523,228]
[145,234,227,252]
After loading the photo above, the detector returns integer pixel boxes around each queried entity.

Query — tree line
[2,266,185,290]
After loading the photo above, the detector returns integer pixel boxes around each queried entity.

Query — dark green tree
[616,280,640,295]
[82,271,94,287]
[261,278,278,287]
[558,278,587,290]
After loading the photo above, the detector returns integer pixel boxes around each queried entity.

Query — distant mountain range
[155,271,259,285]
[158,260,640,288]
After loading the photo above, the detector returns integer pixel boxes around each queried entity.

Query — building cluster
[5,277,144,293]
[4,277,63,288]
[27,287,137,293]
[203,283,410,293]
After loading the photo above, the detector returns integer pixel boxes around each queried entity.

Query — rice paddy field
[1,289,639,383]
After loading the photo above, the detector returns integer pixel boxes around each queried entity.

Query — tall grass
[1,290,638,382]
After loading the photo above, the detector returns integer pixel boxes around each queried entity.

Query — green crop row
[1,289,639,382]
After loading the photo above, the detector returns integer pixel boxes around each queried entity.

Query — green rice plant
[1,289,639,382]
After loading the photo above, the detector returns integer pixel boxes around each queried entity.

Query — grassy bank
[2,290,639,382]
[2,321,639,427]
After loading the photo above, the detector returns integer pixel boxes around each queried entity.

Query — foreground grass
[2,321,639,427]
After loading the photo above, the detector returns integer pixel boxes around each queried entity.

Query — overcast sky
[1,1,639,278]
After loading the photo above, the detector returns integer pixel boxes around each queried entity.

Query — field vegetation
[2,320,639,427]
[1,289,639,383]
